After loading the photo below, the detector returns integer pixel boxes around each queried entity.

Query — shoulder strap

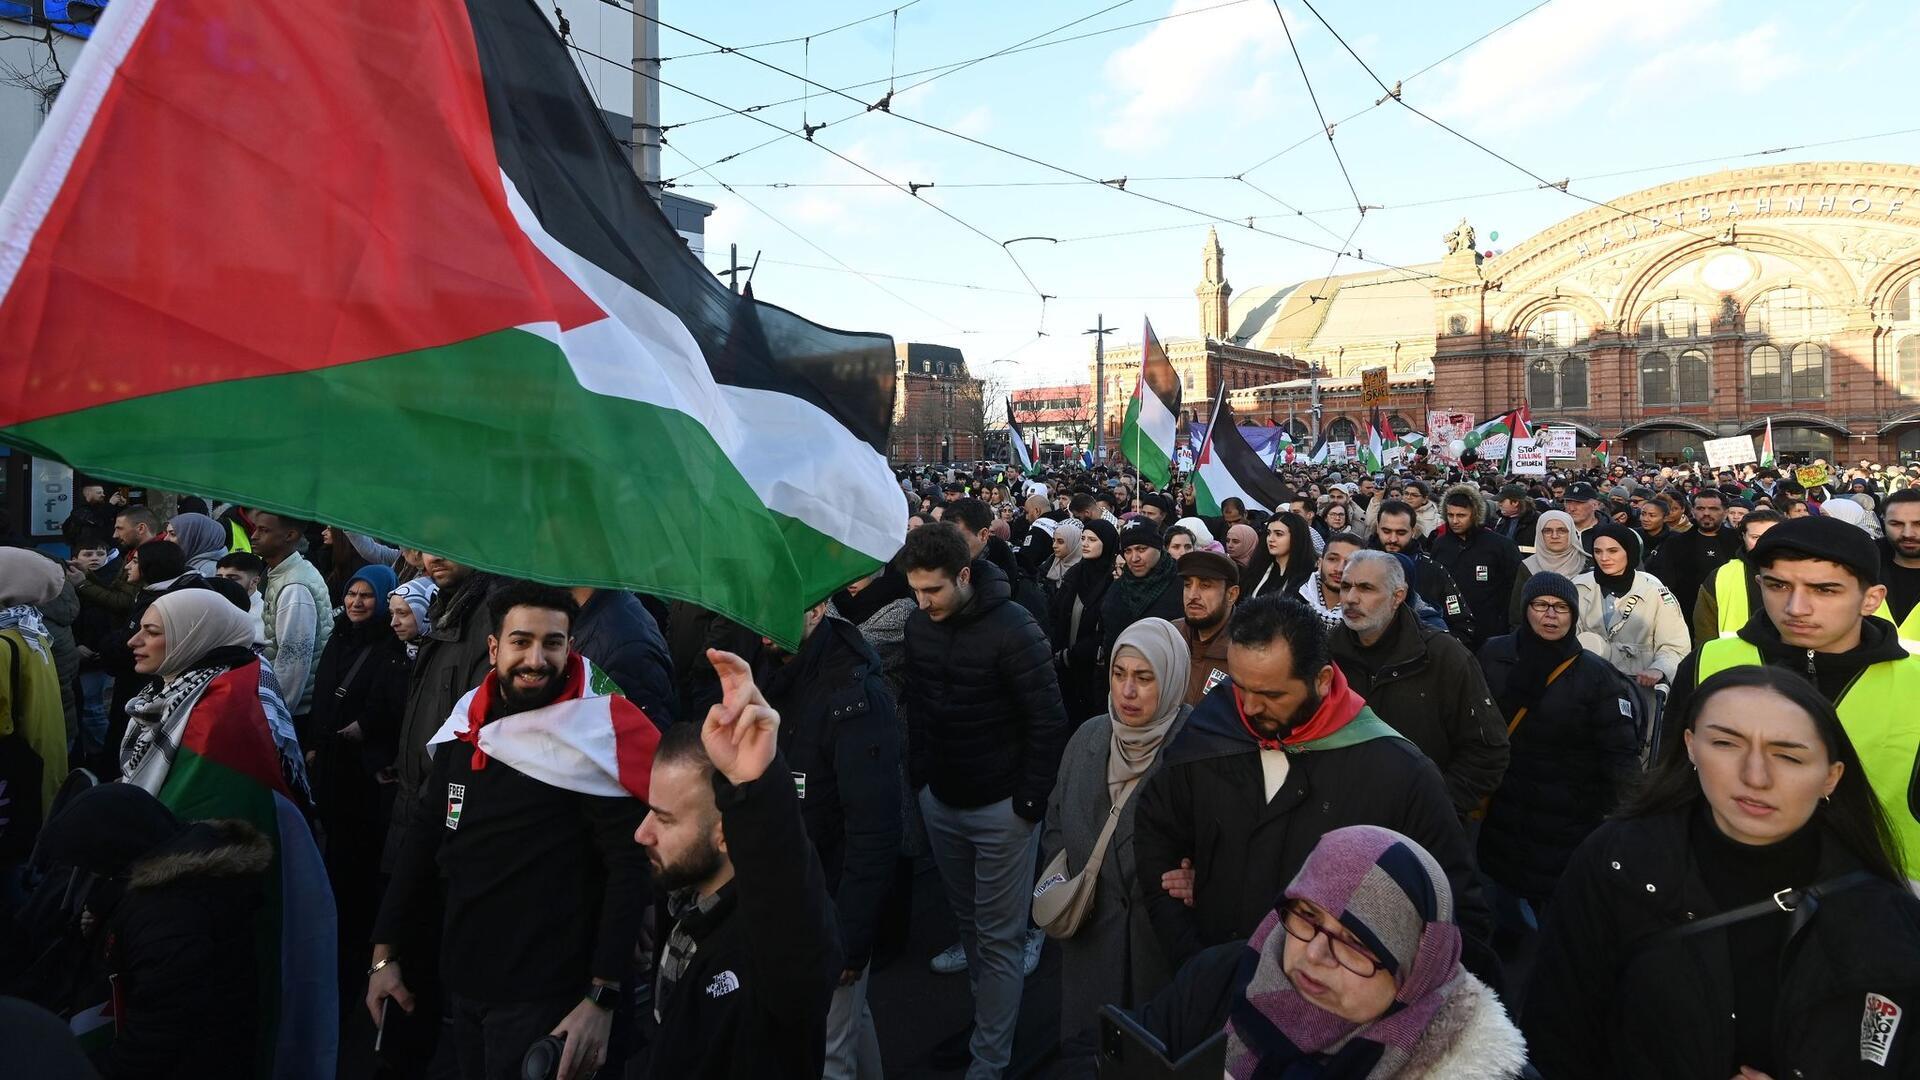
[1504,655,1580,736]
[1078,771,1148,882]
[1641,870,1879,948]
[1605,591,1644,641]
[332,644,377,701]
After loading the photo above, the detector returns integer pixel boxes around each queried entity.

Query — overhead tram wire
[606,0,1259,137]
[1269,0,1362,213]
[1291,0,1721,246]
[559,43,1056,320]
[577,17,1513,299]
[650,0,925,62]
[659,143,977,335]
[1236,0,1556,178]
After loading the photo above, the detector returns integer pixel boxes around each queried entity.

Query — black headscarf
[1069,519,1121,605]
[1589,522,1641,598]
[1506,572,1585,713]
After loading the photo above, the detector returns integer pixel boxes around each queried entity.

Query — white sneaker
[1022,927,1044,976]
[929,941,968,975]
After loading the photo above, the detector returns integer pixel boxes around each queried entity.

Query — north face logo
[706,970,740,998]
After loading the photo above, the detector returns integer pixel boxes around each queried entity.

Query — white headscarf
[1174,516,1217,549]
[1523,509,1589,578]
[1047,519,1085,584]
[149,588,258,682]
[1821,496,1880,539]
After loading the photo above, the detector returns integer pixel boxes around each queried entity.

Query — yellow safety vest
[1715,558,1907,643]
[1698,637,1920,869]
[227,518,252,554]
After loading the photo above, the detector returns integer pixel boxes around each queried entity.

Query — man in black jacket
[370,583,655,1080]
[761,603,902,1079]
[1645,486,1737,637]
[1370,500,1477,646]
[950,497,1025,586]
[1328,551,1510,817]
[569,587,675,728]
[1428,484,1523,645]
[635,651,843,1078]
[1491,484,1539,554]
[1131,595,1496,983]
[900,522,1069,1079]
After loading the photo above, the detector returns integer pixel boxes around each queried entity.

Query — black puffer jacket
[1329,604,1511,817]
[572,589,675,728]
[1368,537,1478,647]
[1474,635,1640,901]
[762,615,902,970]
[386,569,503,868]
[1525,810,1920,1079]
[1098,553,1184,661]
[903,559,1069,820]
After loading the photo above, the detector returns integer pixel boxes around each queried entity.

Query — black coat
[1473,635,1640,901]
[1329,605,1511,817]
[1492,507,1539,553]
[571,589,675,728]
[903,558,1069,821]
[762,616,903,969]
[1049,561,1111,723]
[645,757,844,1080]
[387,570,503,869]
[103,821,271,1080]
[1525,810,1920,1079]
[1130,684,1497,982]
[1645,525,1739,629]
[1098,555,1185,662]
[1428,525,1524,643]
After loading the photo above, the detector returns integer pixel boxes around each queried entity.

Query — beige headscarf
[0,548,62,608]
[149,588,257,682]
[1107,617,1191,800]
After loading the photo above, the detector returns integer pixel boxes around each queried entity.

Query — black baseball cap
[1564,482,1599,502]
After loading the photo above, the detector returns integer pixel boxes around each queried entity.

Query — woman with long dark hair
[1524,666,1920,1079]
[1243,512,1315,601]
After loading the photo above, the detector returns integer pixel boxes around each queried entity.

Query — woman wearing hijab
[1475,572,1641,920]
[1041,519,1084,601]
[1040,618,1193,1040]
[165,513,228,578]
[1505,509,1591,627]
[1078,825,1526,1078]
[1224,523,1260,569]
[0,547,69,832]
[309,566,412,953]
[1525,667,1920,1079]
[1572,523,1689,688]
[1050,519,1120,722]
[98,540,200,771]
[387,576,437,661]
[1173,516,1221,555]
[1244,512,1316,601]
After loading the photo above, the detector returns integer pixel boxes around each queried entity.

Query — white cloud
[1097,0,1305,148]
[951,105,995,139]
[1421,0,1799,135]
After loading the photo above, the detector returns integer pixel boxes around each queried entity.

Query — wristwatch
[584,983,620,1011]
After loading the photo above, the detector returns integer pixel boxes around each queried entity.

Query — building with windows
[891,343,985,464]
[1010,384,1093,460]
[1212,162,1920,464]
[1091,229,1309,443]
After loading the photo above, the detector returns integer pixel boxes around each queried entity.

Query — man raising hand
[637,649,844,1078]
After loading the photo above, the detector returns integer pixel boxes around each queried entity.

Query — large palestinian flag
[1121,317,1180,487]
[1194,385,1290,515]
[0,0,903,648]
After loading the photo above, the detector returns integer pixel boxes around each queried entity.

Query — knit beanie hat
[347,564,398,604]
[1521,571,1578,612]
[1750,515,1882,589]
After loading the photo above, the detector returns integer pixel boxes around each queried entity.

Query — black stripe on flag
[463,0,896,451]
[1140,319,1181,416]
[1211,398,1292,510]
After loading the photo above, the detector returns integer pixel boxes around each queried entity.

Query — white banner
[1327,441,1352,462]
[1479,433,1511,462]
[1704,434,1758,469]
[1510,438,1548,476]
[1540,427,1578,458]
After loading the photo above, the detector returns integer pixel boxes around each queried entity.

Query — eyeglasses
[1527,600,1573,617]
[1280,901,1382,977]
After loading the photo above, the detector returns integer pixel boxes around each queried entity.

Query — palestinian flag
[1760,417,1776,467]
[1504,405,1533,469]
[1595,438,1612,466]
[1121,317,1181,487]
[1271,428,1295,466]
[1194,386,1290,515]
[0,0,903,649]
[1307,434,1331,466]
[1006,401,1039,475]
[427,652,660,800]
[1359,410,1386,473]
[1463,409,1520,457]
[1401,430,1427,452]
[133,663,337,1079]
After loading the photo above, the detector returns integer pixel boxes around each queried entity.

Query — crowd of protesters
[2,447,1920,1078]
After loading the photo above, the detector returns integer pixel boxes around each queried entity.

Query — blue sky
[607,0,1920,387]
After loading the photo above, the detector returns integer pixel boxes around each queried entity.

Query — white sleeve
[272,586,319,709]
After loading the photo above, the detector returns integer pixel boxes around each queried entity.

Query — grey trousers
[821,964,882,1080]
[919,790,1040,1080]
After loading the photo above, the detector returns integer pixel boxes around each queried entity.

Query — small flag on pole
[1007,400,1039,475]
[1120,318,1181,487]
[1760,416,1776,467]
